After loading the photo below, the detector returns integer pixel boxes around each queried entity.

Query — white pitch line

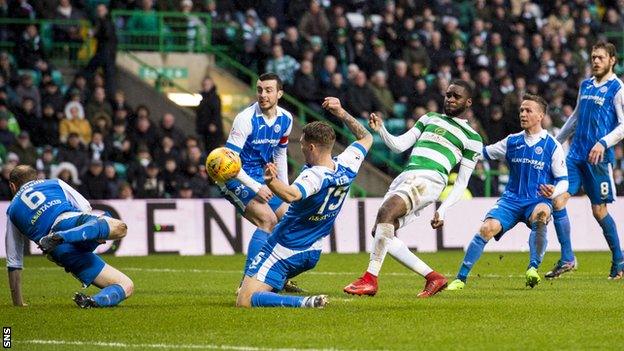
[21,339,345,351]
[27,266,526,278]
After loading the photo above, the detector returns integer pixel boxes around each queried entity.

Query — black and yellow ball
[205,147,242,183]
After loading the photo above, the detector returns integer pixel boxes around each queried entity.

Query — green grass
[1,252,623,350]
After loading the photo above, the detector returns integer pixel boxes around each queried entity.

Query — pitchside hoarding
[0,198,622,257]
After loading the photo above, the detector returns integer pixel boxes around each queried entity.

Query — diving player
[446,94,568,290]
[5,165,133,308]
[236,97,372,308]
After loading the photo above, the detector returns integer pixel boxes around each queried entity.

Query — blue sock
[528,222,548,269]
[598,214,623,263]
[57,219,110,243]
[457,234,488,282]
[92,284,126,307]
[553,209,574,263]
[250,291,305,308]
[244,229,270,272]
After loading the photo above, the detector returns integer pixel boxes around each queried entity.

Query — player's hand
[264,162,278,184]
[321,97,344,117]
[588,142,605,165]
[256,185,273,203]
[539,184,555,198]
[368,113,383,132]
[430,211,444,229]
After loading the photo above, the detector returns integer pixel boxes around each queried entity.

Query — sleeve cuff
[7,267,22,272]
[352,142,368,156]
[554,176,568,182]
[599,139,608,148]
[225,142,242,153]
[482,146,491,161]
[295,183,307,199]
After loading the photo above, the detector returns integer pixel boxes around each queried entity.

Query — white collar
[524,129,547,139]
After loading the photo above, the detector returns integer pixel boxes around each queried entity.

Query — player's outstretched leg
[593,205,624,279]
[237,276,326,309]
[75,264,134,308]
[448,219,500,291]
[39,216,127,253]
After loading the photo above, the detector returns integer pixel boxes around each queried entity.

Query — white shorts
[383,170,446,228]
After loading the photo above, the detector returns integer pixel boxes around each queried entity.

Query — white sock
[367,223,395,276]
[388,237,433,277]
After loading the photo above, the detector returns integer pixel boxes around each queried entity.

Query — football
[205,147,241,183]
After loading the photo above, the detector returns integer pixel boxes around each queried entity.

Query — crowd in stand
[0,0,623,198]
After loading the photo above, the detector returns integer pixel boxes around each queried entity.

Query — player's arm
[431,139,483,228]
[589,89,624,164]
[322,97,373,150]
[225,111,271,200]
[481,136,508,161]
[556,92,579,144]
[539,141,569,198]
[369,112,423,153]
[273,118,292,184]
[264,164,322,203]
[59,179,92,212]
[6,220,27,307]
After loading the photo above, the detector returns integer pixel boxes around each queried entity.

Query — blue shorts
[221,178,283,214]
[485,196,552,240]
[47,213,105,286]
[567,157,616,204]
[245,238,322,291]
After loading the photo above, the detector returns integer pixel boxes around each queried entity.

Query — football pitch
[2,251,622,350]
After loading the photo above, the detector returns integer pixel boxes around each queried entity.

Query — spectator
[41,82,64,113]
[35,103,60,147]
[318,55,337,89]
[118,181,134,199]
[53,0,86,61]
[298,0,330,43]
[131,115,159,151]
[281,26,303,61]
[325,72,346,103]
[292,60,320,110]
[15,74,40,117]
[265,44,300,88]
[0,52,19,87]
[135,161,164,198]
[85,87,113,123]
[57,132,89,174]
[179,0,207,51]
[241,9,262,67]
[196,76,222,153]
[60,101,92,145]
[92,112,112,137]
[389,60,414,105]
[50,161,81,189]
[14,97,37,137]
[83,4,117,97]
[368,71,395,119]
[157,113,185,148]
[15,24,44,69]
[65,74,89,105]
[112,90,132,114]
[346,71,382,119]
[177,180,193,199]
[81,159,108,199]
[89,130,109,162]
[35,145,56,178]
[8,131,37,166]
[162,157,183,197]
[153,135,180,168]
[107,119,128,159]
[327,28,354,77]
[0,110,16,147]
[254,27,273,72]
[104,163,122,199]
[0,163,12,200]
[126,145,152,186]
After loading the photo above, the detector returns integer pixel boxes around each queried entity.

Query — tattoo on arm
[340,110,371,140]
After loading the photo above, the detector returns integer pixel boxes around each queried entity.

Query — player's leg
[447,219,502,291]
[39,214,128,252]
[242,198,278,273]
[78,264,134,308]
[527,203,550,266]
[584,162,623,279]
[546,157,580,278]
[237,244,326,308]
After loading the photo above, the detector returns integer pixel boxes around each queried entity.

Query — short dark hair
[9,165,37,190]
[449,79,473,99]
[258,72,283,91]
[592,41,617,67]
[522,93,548,113]
[302,121,335,149]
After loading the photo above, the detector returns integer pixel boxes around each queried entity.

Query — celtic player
[344,80,483,298]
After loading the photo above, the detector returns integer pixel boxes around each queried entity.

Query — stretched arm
[264,162,301,203]
[378,120,421,153]
[6,220,26,306]
[434,160,476,223]
[322,97,373,150]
